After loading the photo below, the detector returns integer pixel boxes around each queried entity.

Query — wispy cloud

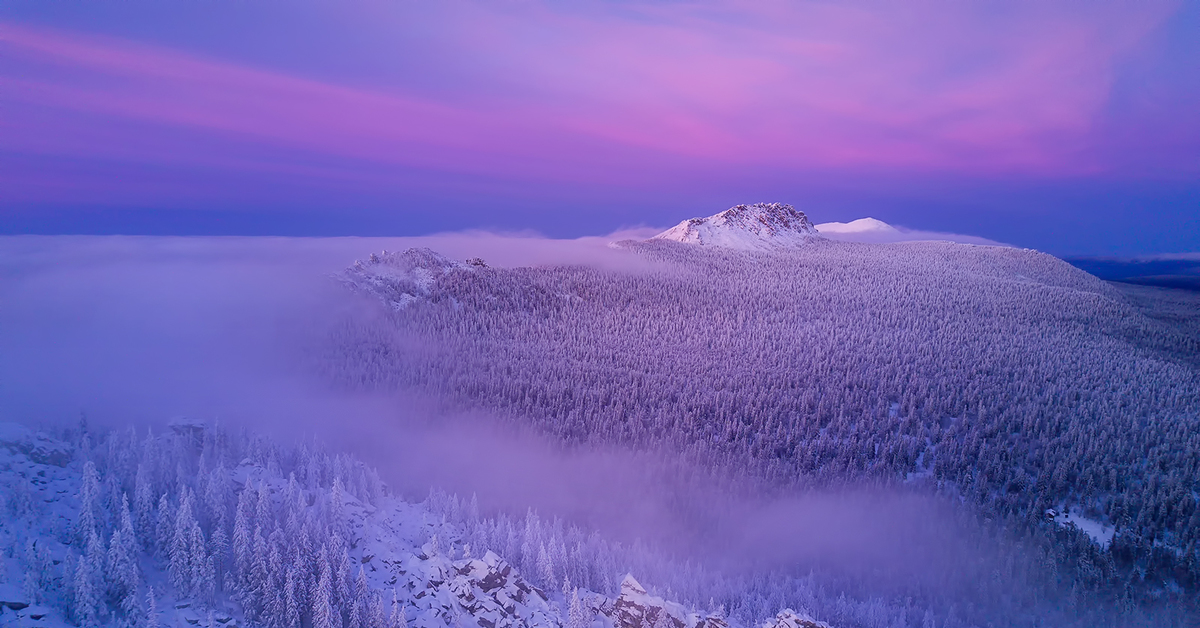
[0,0,1189,207]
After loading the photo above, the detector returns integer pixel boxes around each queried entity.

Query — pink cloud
[0,0,1190,202]
[0,24,543,168]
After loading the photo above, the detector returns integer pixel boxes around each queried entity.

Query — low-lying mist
[0,234,1014,606]
[0,232,645,421]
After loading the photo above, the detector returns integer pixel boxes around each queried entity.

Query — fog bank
[1,234,1002,599]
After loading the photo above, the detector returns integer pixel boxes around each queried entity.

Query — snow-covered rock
[761,610,829,628]
[650,204,821,251]
[0,423,71,467]
[0,589,32,611]
[340,248,477,310]
[168,416,207,446]
[599,575,726,628]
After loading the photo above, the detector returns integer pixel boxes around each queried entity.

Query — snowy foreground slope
[0,421,828,628]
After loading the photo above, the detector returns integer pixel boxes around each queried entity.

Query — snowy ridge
[650,204,821,251]
[0,422,830,628]
[340,249,485,310]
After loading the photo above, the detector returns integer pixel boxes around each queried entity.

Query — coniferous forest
[322,238,1200,626]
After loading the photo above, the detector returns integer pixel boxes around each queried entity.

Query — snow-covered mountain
[650,205,1004,248]
[650,204,820,250]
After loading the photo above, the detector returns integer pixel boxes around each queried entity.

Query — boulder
[0,423,72,467]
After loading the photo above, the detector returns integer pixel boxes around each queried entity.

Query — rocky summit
[650,203,820,250]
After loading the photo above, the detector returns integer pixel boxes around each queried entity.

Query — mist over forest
[2,227,1199,628]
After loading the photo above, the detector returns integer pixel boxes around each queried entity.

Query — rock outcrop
[651,203,820,251]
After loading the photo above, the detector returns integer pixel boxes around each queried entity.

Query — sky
[1,0,1197,255]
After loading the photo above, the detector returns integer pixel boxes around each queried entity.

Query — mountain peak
[650,203,821,250]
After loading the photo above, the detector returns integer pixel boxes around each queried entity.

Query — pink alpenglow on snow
[652,203,821,250]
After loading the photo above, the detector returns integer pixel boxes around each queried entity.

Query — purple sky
[1,1,1197,254]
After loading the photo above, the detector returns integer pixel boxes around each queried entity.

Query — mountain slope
[329,237,1200,626]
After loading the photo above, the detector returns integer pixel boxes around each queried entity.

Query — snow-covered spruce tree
[133,463,155,544]
[203,458,231,584]
[349,566,369,628]
[169,487,197,595]
[311,546,336,628]
[567,588,587,628]
[145,587,159,628]
[390,587,408,628]
[23,538,55,604]
[537,542,554,587]
[285,560,303,628]
[154,493,174,562]
[75,530,105,628]
[333,536,352,620]
[368,590,387,628]
[263,528,287,628]
[75,460,101,546]
[254,483,272,543]
[191,523,216,604]
[107,494,141,619]
[232,479,256,600]
[243,524,270,622]
[331,477,348,543]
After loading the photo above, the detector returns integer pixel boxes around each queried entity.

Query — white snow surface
[813,218,897,235]
[650,204,821,251]
[815,218,1007,247]
[1052,510,1115,548]
[811,216,897,235]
